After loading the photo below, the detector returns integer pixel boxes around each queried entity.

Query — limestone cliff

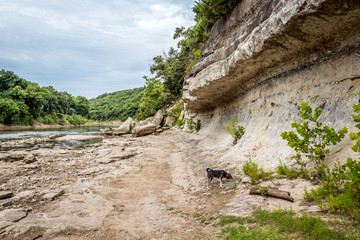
[183,0,360,168]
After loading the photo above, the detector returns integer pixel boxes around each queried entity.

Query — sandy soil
[0,129,320,240]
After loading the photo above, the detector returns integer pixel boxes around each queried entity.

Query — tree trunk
[249,186,294,202]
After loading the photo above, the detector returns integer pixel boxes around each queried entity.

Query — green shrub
[195,119,201,132]
[169,102,182,119]
[350,92,360,152]
[276,160,299,179]
[224,117,245,144]
[183,118,201,132]
[303,94,360,221]
[305,159,360,221]
[281,102,348,173]
[243,158,272,184]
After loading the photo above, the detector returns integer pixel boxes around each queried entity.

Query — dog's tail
[206,167,213,172]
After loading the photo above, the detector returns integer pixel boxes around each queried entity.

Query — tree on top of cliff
[193,0,242,30]
[147,0,241,98]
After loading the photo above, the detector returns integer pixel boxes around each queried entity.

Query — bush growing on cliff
[224,117,245,144]
[281,102,348,175]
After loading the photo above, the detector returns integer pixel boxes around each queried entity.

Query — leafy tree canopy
[0,69,89,125]
[89,87,144,122]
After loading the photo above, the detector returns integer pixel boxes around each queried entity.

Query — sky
[0,0,195,99]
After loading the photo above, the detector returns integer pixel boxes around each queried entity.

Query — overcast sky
[0,0,195,98]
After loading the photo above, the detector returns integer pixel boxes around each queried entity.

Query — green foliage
[303,93,360,222]
[224,117,245,144]
[150,48,186,96]
[149,0,241,98]
[350,92,360,152]
[89,87,144,122]
[195,119,202,132]
[185,118,202,132]
[0,98,20,124]
[219,209,356,240]
[0,69,89,125]
[138,77,165,120]
[305,159,360,221]
[276,160,300,179]
[242,158,272,184]
[169,102,183,119]
[193,0,242,27]
[281,102,348,170]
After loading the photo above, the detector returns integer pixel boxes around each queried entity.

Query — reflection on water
[0,125,106,142]
[0,125,108,151]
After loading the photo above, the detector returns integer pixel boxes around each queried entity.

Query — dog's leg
[220,178,223,187]
[207,178,212,190]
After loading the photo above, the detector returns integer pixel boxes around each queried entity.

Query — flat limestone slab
[0,209,27,223]
[41,190,65,201]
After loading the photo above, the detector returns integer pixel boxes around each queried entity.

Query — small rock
[0,209,27,223]
[0,191,13,200]
[271,173,279,178]
[23,153,37,164]
[23,164,38,169]
[241,176,251,184]
[41,190,65,201]
[307,205,322,213]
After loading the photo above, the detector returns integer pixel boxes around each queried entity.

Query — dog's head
[226,173,233,179]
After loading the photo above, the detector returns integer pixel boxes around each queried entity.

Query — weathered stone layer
[184,0,360,111]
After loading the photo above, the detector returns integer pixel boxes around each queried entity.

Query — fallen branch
[249,186,294,202]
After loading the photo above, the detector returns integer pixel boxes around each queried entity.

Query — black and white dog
[206,168,233,190]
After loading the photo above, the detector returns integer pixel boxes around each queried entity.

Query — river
[0,125,112,152]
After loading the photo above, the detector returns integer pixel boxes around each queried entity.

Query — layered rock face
[183,0,360,167]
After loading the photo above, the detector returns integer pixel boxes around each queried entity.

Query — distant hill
[89,87,144,122]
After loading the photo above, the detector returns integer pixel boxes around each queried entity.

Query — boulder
[164,116,176,128]
[152,110,164,129]
[132,124,157,137]
[101,117,136,135]
[118,117,136,133]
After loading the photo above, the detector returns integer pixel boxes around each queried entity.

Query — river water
[0,125,111,152]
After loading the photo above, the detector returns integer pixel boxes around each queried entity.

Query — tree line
[0,69,89,125]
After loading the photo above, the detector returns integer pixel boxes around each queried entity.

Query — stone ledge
[183,0,360,111]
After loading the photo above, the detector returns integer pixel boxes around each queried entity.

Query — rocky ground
[0,129,321,240]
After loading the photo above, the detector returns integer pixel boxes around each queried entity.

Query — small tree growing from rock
[281,102,348,175]
[224,117,245,145]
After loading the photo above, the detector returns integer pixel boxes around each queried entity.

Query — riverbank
[0,129,328,239]
[0,122,118,131]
